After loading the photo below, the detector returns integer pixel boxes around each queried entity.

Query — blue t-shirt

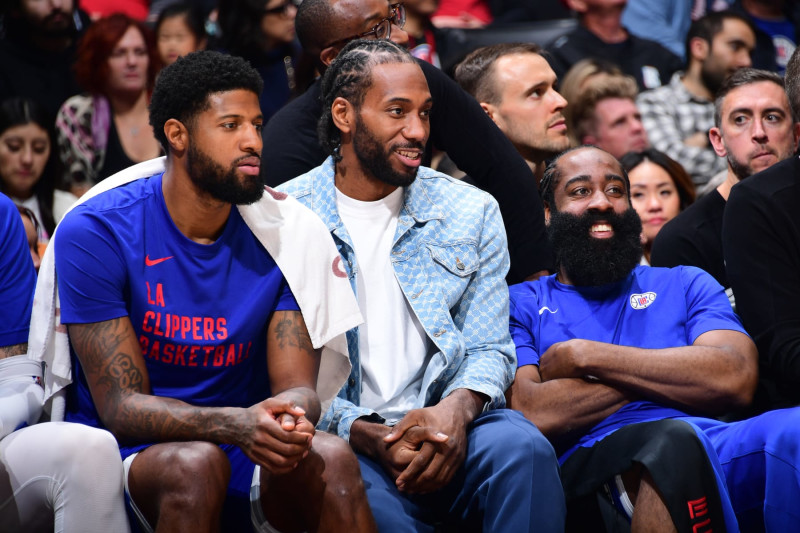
[56,174,299,435]
[509,265,747,460]
[0,193,36,347]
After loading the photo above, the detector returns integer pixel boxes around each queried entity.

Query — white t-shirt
[336,186,430,423]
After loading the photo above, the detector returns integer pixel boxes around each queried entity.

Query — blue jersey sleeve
[55,204,129,324]
[0,194,36,347]
[509,283,541,368]
[680,266,747,343]
[275,278,300,312]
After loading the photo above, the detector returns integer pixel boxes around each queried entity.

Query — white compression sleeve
[0,422,131,533]
[0,355,44,440]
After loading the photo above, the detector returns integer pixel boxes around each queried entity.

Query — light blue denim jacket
[277,158,516,441]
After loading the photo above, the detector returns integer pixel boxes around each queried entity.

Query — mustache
[392,141,425,151]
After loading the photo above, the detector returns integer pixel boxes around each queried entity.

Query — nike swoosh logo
[145,255,174,266]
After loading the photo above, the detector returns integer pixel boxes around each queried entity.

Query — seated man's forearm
[509,375,631,441]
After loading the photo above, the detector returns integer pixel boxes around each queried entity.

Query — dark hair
[318,39,416,161]
[685,11,754,69]
[74,14,160,96]
[149,50,264,150]
[296,0,338,63]
[454,42,542,105]
[155,2,207,43]
[0,98,61,236]
[714,68,788,126]
[217,0,290,55]
[786,47,800,118]
[16,203,41,239]
[619,148,695,210]
[539,145,631,209]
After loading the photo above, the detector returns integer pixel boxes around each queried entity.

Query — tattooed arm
[68,310,321,473]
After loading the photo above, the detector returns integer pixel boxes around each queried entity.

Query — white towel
[28,157,360,420]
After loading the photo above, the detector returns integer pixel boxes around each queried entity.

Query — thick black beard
[548,207,643,286]
[187,142,264,205]
[353,115,422,188]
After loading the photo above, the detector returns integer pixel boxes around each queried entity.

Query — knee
[308,432,365,492]
[151,442,231,502]
[52,423,121,470]
[482,410,558,468]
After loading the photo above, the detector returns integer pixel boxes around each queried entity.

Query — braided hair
[317,39,416,161]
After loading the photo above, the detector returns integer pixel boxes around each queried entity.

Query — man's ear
[581,133,597,147]
[689,37,710,63]
[708,127,727,157]
[792,122,800,149]
[331,97,353,134]
[480,102,495,120]
[164,119,188,153]
[320,47,339,68]
[544,202,551,225]
[565,0,587,13]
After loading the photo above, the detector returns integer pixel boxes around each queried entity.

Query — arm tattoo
[273,311,315,356]
[69,317,250,445]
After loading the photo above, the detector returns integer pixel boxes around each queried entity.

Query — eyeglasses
[263,0,298,16]
[324,3,406,49]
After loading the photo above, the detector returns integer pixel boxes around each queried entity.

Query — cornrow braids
[317,39,416,161]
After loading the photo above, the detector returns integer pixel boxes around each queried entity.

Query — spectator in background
[547,0,683,92]
[722,50,800,411]
[652,68,798,302]
[638,11,755,188]
[79,0,149,21]
[0,0,90,121]
[16,205,41,273]
[730,0,799,73]
[56,14,162,196]
[455,42,570,183]
[723,47,800,415]
[216,0,301,123]
[404,0,441,66]
[568,73,650,159]
[0,98,77,247]
[620,148,696,264]
[155,2,207,67]
[622,0,693,60]
[559,59,623,144]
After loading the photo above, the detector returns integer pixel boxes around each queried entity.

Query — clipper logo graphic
[629,292,656,310]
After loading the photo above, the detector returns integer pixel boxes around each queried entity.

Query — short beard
[186,142,264,205]
[727,152,754,181]
[548,207,643,286]
[353,115,422,188]
[700,61,726,96]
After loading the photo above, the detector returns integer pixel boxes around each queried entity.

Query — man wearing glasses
[263,0,554,284]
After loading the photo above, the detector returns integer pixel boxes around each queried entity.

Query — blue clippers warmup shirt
[509,265,747,461]
[56,173,299,443]
[0,192,36,347]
